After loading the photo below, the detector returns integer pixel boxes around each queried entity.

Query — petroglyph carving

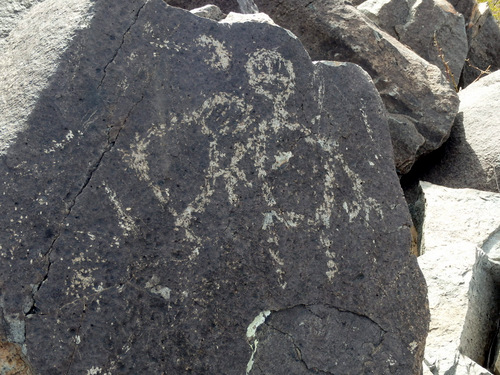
[119,50,382,284]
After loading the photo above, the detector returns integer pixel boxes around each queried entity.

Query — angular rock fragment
[253,0,460,174]
[418,70,500,193]
[0,0,428,373]
[446,0,500,87]
[358,0,468,86]
[418,182,500,374]
[461,2,500,87]
[190,4,226,21]
[0,0,45,44]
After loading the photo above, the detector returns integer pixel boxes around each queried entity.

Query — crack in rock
[97,1,148,89]
[27,93,145,316]
[266,322,334,375]
[64,300,88,375]
[247,304,386,374]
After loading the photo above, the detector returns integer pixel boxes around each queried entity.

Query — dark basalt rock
[0,0,428,373]
[165,0,243,14]
[358,0,468,85]
[252,0,460,175]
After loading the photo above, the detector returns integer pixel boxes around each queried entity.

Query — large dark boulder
[446,0,500,87]
[461,3,500,87]
[358,0,468,86]
[252,0,459,175]
[0,0,428,373]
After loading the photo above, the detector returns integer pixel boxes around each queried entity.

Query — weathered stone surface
[461,3,500,87]
[0,0,45,45]
[0,0,428,373]
[358,0,468,85]
[418,182,500,374]
[190,4,226,21]
[448,0,477,21]
[418,70,500,193]
[165,0,258,14]
[0,338,34,375]
[253,0,460,174]
[445,0,500,87]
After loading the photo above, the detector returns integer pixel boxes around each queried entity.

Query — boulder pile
[0,0,498,373]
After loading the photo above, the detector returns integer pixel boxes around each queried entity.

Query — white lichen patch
[196,35,231,70]
[246,310,271,374]
[272,151,293,170]
[150,286,171,301]
[262,211,277,230]
[120,124,170,204]
[70,268,98,294]
[145,275,171,301]
[246,310,270,340]
[86,367,108,375]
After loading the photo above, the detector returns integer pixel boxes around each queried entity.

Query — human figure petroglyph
[120,43,383,284]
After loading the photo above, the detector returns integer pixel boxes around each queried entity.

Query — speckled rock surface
[252,0,460,175]
[461,3,500,87]
[358,0,468,85]
[0,0,428,373]
[417,70,500,193]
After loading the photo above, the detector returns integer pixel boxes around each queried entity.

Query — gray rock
[444,0,500,87]
[0,0,45,43]
[0,0,428,374]
[461,3,500,87]
[190,4,226,21]
[418,70,500,193]
[253,0,460,174]
[358,0,468,86]
[164,0,258,14]
[418,182,500,374]
[448,0,477,21]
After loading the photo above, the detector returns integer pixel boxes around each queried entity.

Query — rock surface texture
[190,4,226,21]
[0,0,45,45]
[418,182,500,374]
[253,0,460,175]
[461,2,500,87]
[358,0,468,87]
[165,0,257,14]
[418,70,500,193]
[0,0,428,374]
